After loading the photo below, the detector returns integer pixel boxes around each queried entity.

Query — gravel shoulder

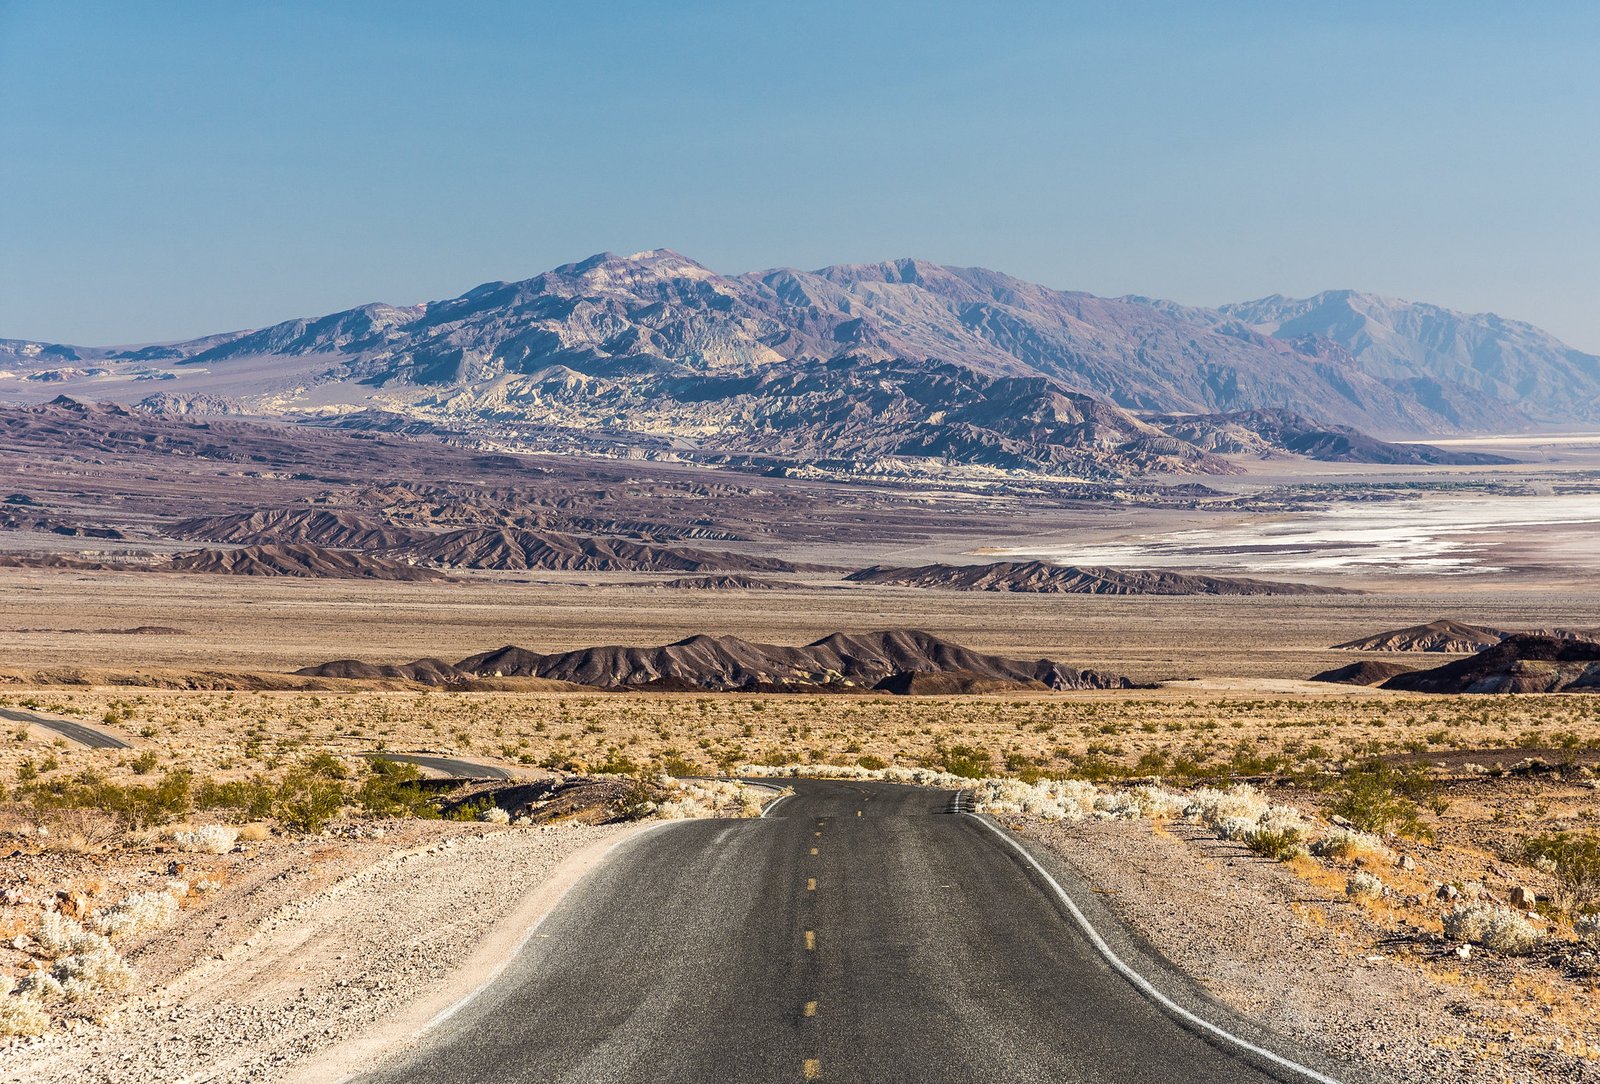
[1028,817,1600,1084]
[1,822,637,1083]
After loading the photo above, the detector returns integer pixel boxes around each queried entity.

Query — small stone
[1396,854,1416,871]
[1455,944,1472,959]
[52,889,88,919]
[1509,885,1537,909]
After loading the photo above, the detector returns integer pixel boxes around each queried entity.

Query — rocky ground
[0,821,638,1083]
[1032,815,1600,1083]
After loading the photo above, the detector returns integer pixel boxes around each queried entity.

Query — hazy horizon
[4,2,1598,351]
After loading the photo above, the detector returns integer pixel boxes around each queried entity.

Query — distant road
[359,778,1350,1084]
[0,706,131,749]
[364,752,515,781]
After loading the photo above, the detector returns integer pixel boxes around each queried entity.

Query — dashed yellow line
[855,810,862,817]
[803,999,818,1017]
[803,1057,822,1079]
[810,847,818,856]
[804,929,816,951]
[806,877,816,891]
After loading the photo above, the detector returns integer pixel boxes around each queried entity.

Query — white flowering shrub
[1310,826,1390,862]
[1443,903,1542,955]
[0,989,49,1037]
[1095,784,1186,820]
[650,778,770,820]
[1184,785,1268,828]
[51,936,133,1001]
[976,778,1099,821]
[478,806,511,824]
[169,824,238,854]
[16,971,63,1002]
[87,890,180,939]
[1345,871,1386,900]
[31,911,83,957]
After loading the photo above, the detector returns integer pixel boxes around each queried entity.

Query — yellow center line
[804,929,816,951]
[806,877,816,891]
[803,1057,822,1079]
[803,1000,818,1017]
[810,847,818,855]
[856,810,862,817]
[814,830,822,837]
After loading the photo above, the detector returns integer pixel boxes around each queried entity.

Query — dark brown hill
[1334,620,1509,653]
[297,657,472,685]
[166,543,452,581]
[1335,620,1600,652]
[1309,660,1418,686]
[172,508,429,549]
[845,561,1353,596]
[870,670,1048,695]
[1381,635,1600,694]
[442,629,1132,692]
[397,527,806,574]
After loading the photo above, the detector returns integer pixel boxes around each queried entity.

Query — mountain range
[4,250,1595,479]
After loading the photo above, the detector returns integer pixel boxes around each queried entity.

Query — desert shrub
[1443,903,1542,955]
[170,823,238,854]
[1310,825,1390,863]
[978,777,1099,821]
[18,769,193,829]
[617,774,664,820]
[357,758,436,819]
[1248,828,1307,862]
[593,752,640,776]
[88,889,180,938]
[939,744,992,779]
[1345,871,1386,900]
[196,776,277,819]
[274,762,347,832]
[856,755,888,771]
[1326,761,1440,840]
[299,751,348,780]
[32,911,83,957]
[1523,832,1600,911]
[445,798,491,822]
[129,750,159,774]
[1184,784,1267,827]
[479,805,511,824]
[658,754,699,778]
[0,981,48,1037]
[50,934,133,999]
[1096,784,1186,820]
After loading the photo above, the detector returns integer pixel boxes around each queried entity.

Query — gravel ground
[0,823,631,1083]
[1031,817,1600,1084]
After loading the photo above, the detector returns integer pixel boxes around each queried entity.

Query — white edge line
[759,791,793,818]
[421,820,680,1032]
[965,811,1346,1084]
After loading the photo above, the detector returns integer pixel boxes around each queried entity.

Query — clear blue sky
[3,1,1598,349]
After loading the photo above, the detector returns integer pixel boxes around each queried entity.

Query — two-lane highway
[359,779,1352,1084]
[0,706,131,749]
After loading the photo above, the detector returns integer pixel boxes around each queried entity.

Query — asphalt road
[0,706,131,749]
[359,779,1352,1084]
[365,752,515,781]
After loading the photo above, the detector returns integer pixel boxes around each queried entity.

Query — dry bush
[1444,903,1542,955]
